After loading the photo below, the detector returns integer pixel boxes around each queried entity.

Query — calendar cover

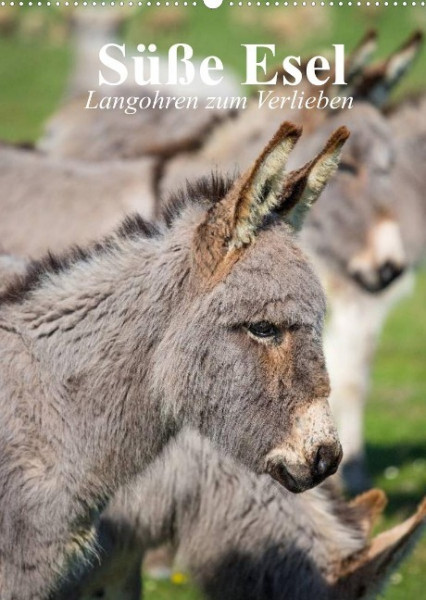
[0,3,425,600]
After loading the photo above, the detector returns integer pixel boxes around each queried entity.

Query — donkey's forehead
[334,106,393,162]
[214,225,326,324]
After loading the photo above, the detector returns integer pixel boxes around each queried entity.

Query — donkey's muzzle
[266,441,343,493]
[351,260,405,293]
[378,261,404,289]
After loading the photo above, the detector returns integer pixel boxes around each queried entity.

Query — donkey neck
[4,230,192,491]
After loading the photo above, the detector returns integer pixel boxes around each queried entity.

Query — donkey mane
[161,172,235,227]
[0,173,236,306]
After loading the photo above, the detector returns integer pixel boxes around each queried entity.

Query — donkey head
[294,102,407,293]
[157,122,348,492]
[289,31,424,294]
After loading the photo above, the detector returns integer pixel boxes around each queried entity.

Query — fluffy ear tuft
[231,121,302,248]
[192,123,348,279]
[276,126,350,231]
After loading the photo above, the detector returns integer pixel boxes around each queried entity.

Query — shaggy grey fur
[0,144,154,258]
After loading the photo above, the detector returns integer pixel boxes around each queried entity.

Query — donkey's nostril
[351,262,404,293]
[266,459,301,493]
[312,443,343,482]
[315,450,329,477]
[378,261,404,287]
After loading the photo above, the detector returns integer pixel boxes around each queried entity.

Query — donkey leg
[324,272,414,495]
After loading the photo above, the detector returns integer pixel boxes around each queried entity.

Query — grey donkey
[54,430,426,600]
[315,32,425,492]
[0,123,347,599]
[13,34,423,497]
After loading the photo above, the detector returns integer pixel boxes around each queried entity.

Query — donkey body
[54,430,426,600]
[0,125,345,599]
[0,143,154,258]
[39,8,239,163]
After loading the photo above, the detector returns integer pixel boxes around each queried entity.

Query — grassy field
[0,5,424,599]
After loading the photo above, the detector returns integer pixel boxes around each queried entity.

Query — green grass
[144,577,202,600]
[364,274,426,600]
[0,35,70,141]
[0,6,424,599]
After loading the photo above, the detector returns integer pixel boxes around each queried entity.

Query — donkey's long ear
[230,121,302,247]
[333,498,426,600]
[353,31,424,107]
[193,122,302,276]
[346,30,378,84]
[350,489,387,537]
[275,126,349,231]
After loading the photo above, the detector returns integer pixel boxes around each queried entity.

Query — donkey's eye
[246,321,280,339]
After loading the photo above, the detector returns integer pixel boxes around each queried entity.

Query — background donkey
[0,142,154,257]
[387,93,426,263]
[53,430,426,600]
[0,123,346,599]
[313,33,425,491]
